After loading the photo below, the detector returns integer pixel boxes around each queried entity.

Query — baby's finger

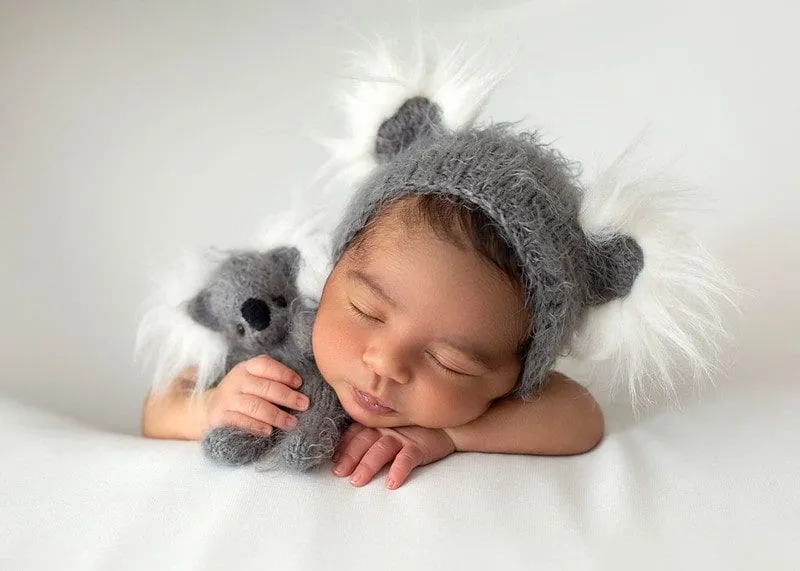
[232,394,298,432]
[333,423,365,462]
[385,445,425,489]
[244,355,302,388]
[349,435,403,487]
[242,377,309,412]
[216,411,274,436]
[332,427,381,478]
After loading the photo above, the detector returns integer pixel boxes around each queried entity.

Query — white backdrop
[1,0,798,435]
[2,2,800,570]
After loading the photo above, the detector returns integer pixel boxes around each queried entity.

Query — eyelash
[426,352,470,377]
[347,302,382,323]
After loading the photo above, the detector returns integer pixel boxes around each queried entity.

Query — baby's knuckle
[375,435,400,452]
[277,386,295,405]
[399,445,423,463]
[264,407,282,426]
[280,369,298,386]
[264,380,284,402]
[354,428,380,445]
[243,397,262,418]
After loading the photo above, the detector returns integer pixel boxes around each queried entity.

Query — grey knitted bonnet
[331,97,645,397]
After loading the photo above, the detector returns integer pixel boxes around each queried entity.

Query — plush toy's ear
[567,142,740,406]
[314,41,510,193]
[186,289,223,332]
[582,234,645,306]
[375,96,442,162]
[267,246,302,279]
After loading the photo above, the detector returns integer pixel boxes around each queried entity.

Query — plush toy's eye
[235,323,246,336]
[272,295,288,308]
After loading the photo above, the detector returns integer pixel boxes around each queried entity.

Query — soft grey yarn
[188,248,350,470]
[332,98,644,397]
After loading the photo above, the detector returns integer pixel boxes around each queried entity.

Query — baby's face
[312,213,529,429]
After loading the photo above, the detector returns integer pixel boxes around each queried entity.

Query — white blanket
[2,373,798,570]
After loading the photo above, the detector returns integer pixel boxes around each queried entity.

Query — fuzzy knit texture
[188,248,350,470]
[332,97,645,397]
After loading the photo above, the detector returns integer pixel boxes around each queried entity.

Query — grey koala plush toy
[184,246,350,470]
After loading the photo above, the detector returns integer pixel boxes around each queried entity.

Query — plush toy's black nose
[241,298,271,331]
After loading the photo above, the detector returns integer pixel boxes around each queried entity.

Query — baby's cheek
[413,383,489,428]
[314,313,361,385]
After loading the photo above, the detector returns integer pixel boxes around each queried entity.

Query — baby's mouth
[352,387,396,415]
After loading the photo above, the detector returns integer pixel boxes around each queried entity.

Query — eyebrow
[346,270,398,308]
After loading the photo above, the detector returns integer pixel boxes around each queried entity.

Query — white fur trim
[570,142,740,407]
[135,250,228,394]
[313,38,511,196]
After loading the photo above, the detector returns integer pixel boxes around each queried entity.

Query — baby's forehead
[346,197,466,259]
[345,197,522,289]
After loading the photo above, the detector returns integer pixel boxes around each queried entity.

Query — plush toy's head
[185,247,301,356]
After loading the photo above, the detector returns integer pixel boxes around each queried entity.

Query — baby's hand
[204,355,310,436]
[331,423,456,489]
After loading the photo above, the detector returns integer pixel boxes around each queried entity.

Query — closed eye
[426,352,475,377]
[347,301,383,323]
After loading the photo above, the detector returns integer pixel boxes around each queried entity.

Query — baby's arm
[141,356,309,441]
[141,370,208,440]
[445,372,604,455]
[332,372,602,489]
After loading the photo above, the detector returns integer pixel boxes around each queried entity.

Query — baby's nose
[362,342,411,384]
[241,298,271,331]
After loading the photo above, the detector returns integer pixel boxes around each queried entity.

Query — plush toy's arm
[277,369,350,471]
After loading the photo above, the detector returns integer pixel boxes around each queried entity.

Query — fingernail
[333,463,345,476]
[385,478,397,489]
[350,472,363,486]
[296,396,309,410]
[294,375,303,387]
[286,416,298,429]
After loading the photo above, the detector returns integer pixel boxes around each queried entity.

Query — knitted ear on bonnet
[332,97,645,398]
